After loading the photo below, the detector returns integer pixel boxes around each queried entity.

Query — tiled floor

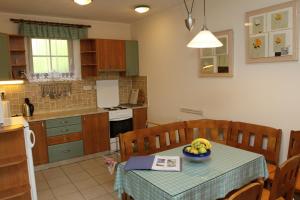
[36,157,119,200]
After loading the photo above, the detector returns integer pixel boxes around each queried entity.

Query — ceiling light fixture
[74,0,92,6]
[134,5,150,14]
[187,0,223,48]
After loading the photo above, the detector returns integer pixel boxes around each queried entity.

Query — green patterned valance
[19,22,88,40]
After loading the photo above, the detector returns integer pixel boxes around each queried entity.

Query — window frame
[28,38,74,75]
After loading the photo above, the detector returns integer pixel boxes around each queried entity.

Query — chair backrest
[288,131,300,159]
[227,122,281,165]
[185,119,231,144]
[119,121,188,161]
[225,179,264,200]
[269,155,300,200]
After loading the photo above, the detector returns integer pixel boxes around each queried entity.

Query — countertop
[25,105,147,122]
[25,107,106,122]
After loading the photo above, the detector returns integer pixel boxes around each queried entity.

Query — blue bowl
[182,145,211,161]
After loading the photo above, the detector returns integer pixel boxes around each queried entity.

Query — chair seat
[267,163,277,181]
[261,189,284,200]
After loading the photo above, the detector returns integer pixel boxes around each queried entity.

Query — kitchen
[0,1,150,199]
[1,0,300,200]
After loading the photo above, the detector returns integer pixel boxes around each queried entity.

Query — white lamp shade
[187,29,223,48]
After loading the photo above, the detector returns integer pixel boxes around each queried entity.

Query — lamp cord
[203,0,207,28]
[184,0,195,14]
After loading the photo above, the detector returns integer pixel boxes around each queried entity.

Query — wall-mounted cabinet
[125,40,139,76]
[9,35,27,80]
[0,33,11,80]
[97,39,125,72]
[80,39,98,79]
[80,38,139,78]
[0,33,26,81]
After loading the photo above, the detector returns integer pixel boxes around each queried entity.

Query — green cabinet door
[0,33,11,80]
[125,40,139,76]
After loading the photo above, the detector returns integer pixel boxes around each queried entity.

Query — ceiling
[0,0,183,23]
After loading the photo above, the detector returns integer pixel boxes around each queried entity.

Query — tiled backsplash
[0,74,147,116]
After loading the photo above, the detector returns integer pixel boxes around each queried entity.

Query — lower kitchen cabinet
[82,113,110,154]
[133,107,148,130]
[48,141,84,163]
[29,121,49,166]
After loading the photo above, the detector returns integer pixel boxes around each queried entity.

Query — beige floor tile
[36,179,50,192]
[102,180,115,193]
[93,173,114,185]
[85,166,109,176]
[37,189,56,200]
[56,192,85,200]
[62,163,84,175]
[68,171,91,183]
[35,171,46,182]
[79,159,99,170]
[43,167,66,180]
[48,176,71,189]
[91,193,115,200]
[74,178,99,191]
[80,185,108,200]
[52,183,78,197]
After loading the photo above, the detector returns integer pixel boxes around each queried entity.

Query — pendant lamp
[187,0,223,48]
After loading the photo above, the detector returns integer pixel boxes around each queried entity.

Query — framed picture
[199,29,233,77]
[245,1,298,63]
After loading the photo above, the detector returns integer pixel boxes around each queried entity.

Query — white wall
[131,0,300,162]
[0,12,131,39]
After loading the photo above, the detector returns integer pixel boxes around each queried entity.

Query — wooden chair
[261,155,300,200]
[227,122,282,179]
[224,179,264,200]
[186,119,231,144]
[287,131,300,193]
[119,121,188,162]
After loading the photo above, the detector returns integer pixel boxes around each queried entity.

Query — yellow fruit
[191,138,212,150]
[190,148,199,155]
[186,147,192,152]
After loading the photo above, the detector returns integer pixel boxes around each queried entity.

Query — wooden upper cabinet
[29,121,49,166]
[97,39,125,71]
[133,107,147,130]
[82,113,110,154]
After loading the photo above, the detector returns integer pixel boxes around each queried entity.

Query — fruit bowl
[182,145,211,161]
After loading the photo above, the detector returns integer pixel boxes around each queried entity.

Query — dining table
[114,142,269,200]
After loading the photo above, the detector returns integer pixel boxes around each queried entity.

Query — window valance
[18,22,88,40]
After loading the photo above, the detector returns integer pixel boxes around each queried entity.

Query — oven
[110,118,133,138]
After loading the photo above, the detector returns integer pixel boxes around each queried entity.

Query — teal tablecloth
[114,142,269,200]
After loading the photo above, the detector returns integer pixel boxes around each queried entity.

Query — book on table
[124,155,181,172]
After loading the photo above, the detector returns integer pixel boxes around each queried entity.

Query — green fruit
[199,147,207,154]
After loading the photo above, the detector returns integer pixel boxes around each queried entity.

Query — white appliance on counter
[2,117,37,200]
[96,80,133,152]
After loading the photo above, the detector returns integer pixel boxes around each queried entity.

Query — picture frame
[245,0,298,63]
[199,29,233,77]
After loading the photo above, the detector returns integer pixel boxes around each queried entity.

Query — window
[29,38,74,74]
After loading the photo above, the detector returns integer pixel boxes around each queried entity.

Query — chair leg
[122,193,127,200]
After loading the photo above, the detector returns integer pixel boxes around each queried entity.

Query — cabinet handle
[42,122,44,127]
[62,121,68,124]
[62,150,71,153]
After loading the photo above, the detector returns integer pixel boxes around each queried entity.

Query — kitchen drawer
[46,124,82,137]
[48,140,83,163]
[46,116,81,128]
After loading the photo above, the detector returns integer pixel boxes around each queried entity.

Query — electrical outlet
[83,85,93,91]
